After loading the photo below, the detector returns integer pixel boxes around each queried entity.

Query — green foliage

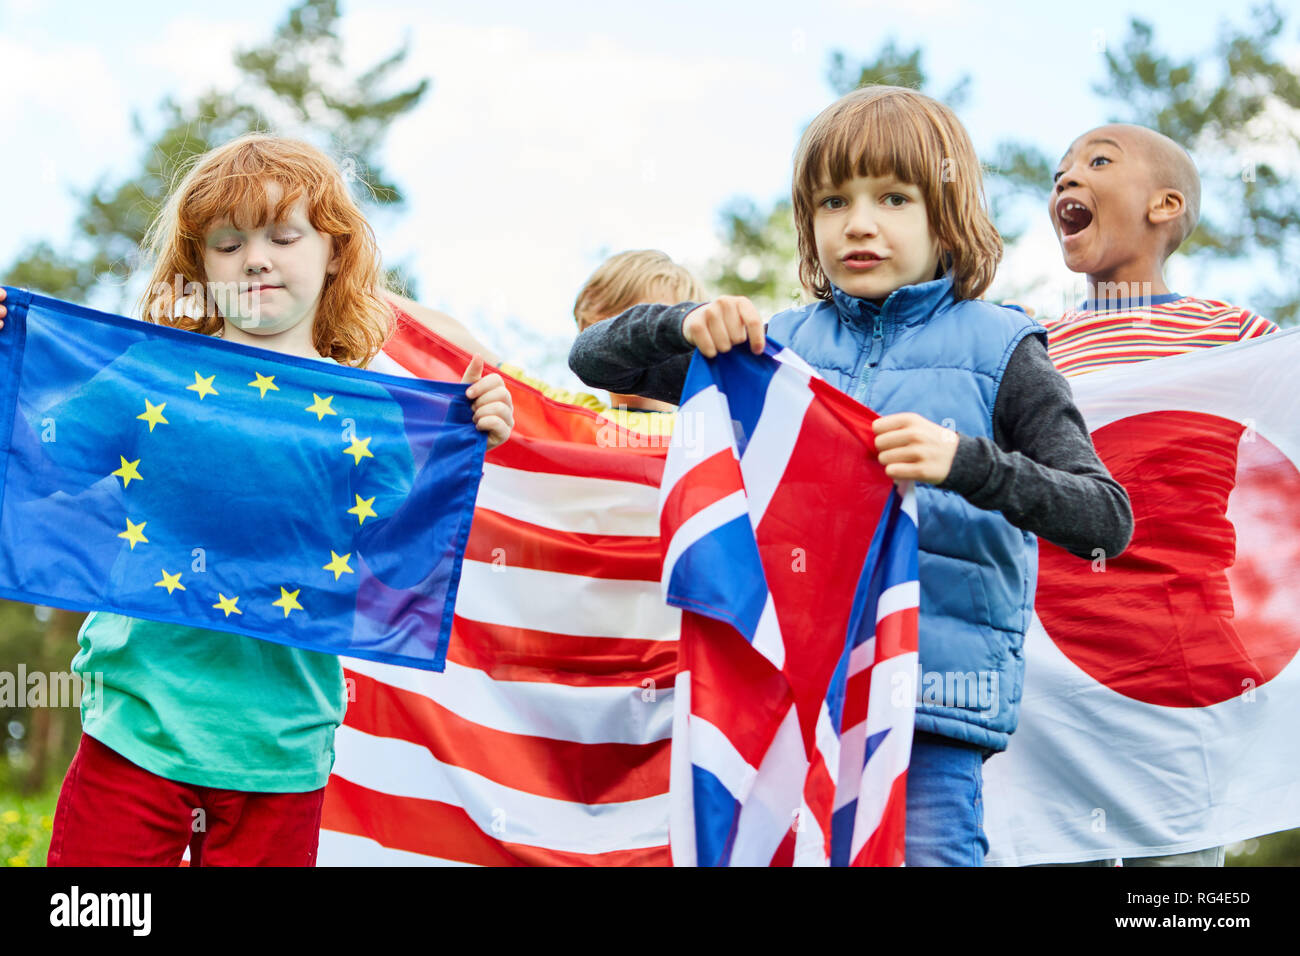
[0,603,85,798]
[708,199,805,316]
[716,13,1300,323]
[2,0,429,309]
[0,785,58,868]
[827,41,970,108]
[1228,828,1300,866]
[710,40,1004,307]
[989,4,1300,323]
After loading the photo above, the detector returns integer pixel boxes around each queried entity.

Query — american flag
[661,344,918,866]
[318,313,678,865]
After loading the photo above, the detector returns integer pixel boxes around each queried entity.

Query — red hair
[139,134,391,365]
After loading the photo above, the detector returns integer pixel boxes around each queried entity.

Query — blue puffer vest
[768,276,1047,752]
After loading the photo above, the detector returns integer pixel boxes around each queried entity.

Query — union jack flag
[661,343,919,866]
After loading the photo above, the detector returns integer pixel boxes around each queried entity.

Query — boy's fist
[682,296,765,358]
[461,355,514,451]
[872,412,959,484]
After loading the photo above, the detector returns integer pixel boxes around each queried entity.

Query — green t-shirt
[76,611,346,792]
[69,348,356,793]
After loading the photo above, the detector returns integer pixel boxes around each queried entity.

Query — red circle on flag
[1036,410,1300,708]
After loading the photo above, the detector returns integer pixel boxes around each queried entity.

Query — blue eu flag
[0,287,485,671]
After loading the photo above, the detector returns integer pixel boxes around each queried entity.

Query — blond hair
[573,250,705,329]
[791,86,1001,301]
[139,134,392,366]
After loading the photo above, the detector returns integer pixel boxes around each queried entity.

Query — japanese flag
[984,329,1300,865]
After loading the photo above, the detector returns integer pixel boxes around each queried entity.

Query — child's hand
[682,296,765,358]
[0,286,7,331]
[461,355,514,451]
[872,412,959,484]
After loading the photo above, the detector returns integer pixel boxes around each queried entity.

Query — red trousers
[48,733,326,867]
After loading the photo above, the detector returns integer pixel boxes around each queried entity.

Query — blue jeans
[905,731,989,866]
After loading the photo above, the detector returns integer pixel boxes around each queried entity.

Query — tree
[1,0,429,305]
[708,40,1000,313]
[714,9,1300,324]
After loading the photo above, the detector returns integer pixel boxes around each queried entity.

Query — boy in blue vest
[569,86,1132,865]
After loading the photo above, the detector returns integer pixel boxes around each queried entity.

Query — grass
[0,785,58,867]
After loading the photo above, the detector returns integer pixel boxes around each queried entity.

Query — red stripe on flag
[343,671,670,803]
[446,617,678,687]
[322,776,671,867]
[876,607,919,658]
[685,614,791,764]
[385,318,667,476]
[851,771,908,867]
[465,508,661,580]
[659,449,743,540]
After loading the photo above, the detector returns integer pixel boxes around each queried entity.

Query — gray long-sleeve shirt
[569,302,1133,560]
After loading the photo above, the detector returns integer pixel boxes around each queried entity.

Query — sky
[0,0,1293,385]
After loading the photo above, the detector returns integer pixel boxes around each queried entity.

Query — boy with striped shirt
[1046,123,1276,372]
[1040,123,1278,867]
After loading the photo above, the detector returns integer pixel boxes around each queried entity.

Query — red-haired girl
[26,134,513,866]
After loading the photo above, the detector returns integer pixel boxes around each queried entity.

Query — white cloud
[0,36,136,263]
[337,12,814,355]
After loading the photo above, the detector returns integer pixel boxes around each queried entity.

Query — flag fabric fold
[0,287,484,671]
[661,343,919,867]
[320,315,680,865]
[984,328,1300,865]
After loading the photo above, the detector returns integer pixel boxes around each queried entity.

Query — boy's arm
[939,335,1134,560]
[381,290,501,365]
[568,303,700,405]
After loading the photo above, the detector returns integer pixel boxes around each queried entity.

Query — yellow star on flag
[154,569,185,594]
[272,587,304,618]
[111,456,143,489]
[186,371,219,400]
[343,436,374,465]
[347,495,378,526]
[213,593,242,617]
[248,372,280,398]
[323,550,354,580]
[118,518,148,550]
[137,399,169,432]
[305,393,338,420]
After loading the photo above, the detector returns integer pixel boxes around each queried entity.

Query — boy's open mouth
[1056,198,1094,237]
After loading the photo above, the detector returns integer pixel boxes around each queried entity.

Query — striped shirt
[1043,294,1278,377]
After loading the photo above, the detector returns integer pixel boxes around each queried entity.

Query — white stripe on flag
[332,726,670,854]
[366,350,419,378]
[877,580,920,623]
[751,594,784,670]
[689,715,759,803]
[792,795,828,866]
[456,559,681,640]
[660,489,749,595]
[729,705,808,866]
[477,463,660,536]
[318,830,476,867]
[848,637,875,679]
[669,671,697,867]
[343,657,675,746]
[658,384,737,505]
[738,363,814,525]
[849,649,917,861]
